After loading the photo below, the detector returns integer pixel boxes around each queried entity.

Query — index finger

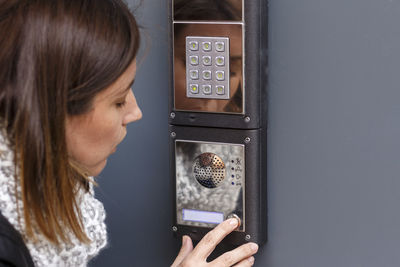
[191,218,239,260]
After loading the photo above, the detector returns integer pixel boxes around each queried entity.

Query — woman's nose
[123,90,142,126]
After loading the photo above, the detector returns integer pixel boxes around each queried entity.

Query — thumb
[171,235,194,267]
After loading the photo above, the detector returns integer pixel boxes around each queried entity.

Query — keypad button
[189,41,199,51]
[202,42,212,51]
[215,42,225,52]
[216,71,225,81]
[190,84,199,94]
[202,56,212,66]
[203,70,212,80]
[202,85,212,95]
[216,56,225,66]
[189,70,199,80]
[189,56,199,65]
[216,85,225,95]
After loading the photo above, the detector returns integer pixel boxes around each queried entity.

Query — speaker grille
[193,153,226,188]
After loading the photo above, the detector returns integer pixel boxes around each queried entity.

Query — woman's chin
[88,159,108,177]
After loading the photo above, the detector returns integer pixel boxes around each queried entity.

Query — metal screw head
[171,132,176,138]
[244,116,251,123]
[245,234,251,241]
[172,226,178,232]
[170,112,176,119]
[244,137,251,143]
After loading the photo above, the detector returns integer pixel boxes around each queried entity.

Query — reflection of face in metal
[193,153,226,188]
[174,23,243,113]
[173,0,243,21]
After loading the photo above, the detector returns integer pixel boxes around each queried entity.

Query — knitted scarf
[0,130,108,267]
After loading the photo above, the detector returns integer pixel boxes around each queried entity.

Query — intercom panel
[169,0,268,129]
[170,126,267,245]
[169,0,268,247]
[175,141,245,231]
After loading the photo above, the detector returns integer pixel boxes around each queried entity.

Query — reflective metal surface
[173,23,243,114]
[173,0,243,22]
[175,140,245,231]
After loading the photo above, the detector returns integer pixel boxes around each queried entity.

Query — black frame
[170,126,267,245]
[168,0,268,246]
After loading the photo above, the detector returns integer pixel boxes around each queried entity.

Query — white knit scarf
[0,130,108,267]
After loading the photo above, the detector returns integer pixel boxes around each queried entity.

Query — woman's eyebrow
[231,56,242,62]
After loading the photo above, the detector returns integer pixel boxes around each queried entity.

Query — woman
[0,0,258,266]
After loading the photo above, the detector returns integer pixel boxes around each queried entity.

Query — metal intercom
[169,0,268,246]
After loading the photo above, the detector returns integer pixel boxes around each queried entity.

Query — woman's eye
[116,101,127,108]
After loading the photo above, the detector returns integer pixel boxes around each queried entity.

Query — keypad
[186,36,230,99]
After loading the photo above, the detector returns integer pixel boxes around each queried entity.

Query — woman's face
[174,24,243,113]
[66,60,142,176]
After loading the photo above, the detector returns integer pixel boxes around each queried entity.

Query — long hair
[0,0,140,245]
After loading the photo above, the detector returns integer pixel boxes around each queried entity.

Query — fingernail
[248,256,255,265]
[229,218,238,227]
[182,235,187,246]
[250,243,259,252]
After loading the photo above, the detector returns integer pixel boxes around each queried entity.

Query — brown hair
[0,0,140,245]
[174,0,241,21]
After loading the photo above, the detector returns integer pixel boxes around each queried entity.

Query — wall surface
[91,0,400,266]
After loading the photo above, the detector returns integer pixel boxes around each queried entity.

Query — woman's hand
[171,218,259,267]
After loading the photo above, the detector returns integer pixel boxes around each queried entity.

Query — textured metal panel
[175,140,245,231]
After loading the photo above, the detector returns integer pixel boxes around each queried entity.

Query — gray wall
[91,0,400,266]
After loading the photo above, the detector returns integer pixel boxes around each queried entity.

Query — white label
[182,209,224,224]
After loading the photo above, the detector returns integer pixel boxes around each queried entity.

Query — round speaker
[193,152,226,188]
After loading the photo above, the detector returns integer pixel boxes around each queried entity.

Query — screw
[244,137,251,143]
[245,234,251,241]
[244,116,251,123]
[172,226,178,232]
[171,132,176,138]
[170,112,176,119]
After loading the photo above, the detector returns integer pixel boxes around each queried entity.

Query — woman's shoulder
[0,213,34,267]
